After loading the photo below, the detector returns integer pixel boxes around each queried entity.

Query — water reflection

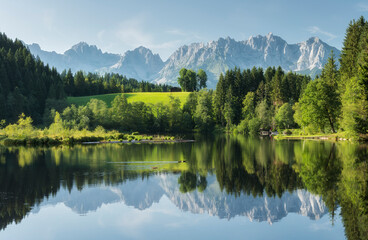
[0,136,367,239]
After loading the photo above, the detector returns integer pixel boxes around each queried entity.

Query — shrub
[283,129,292,135]
[236,119,249,134]
[248,118,261,135]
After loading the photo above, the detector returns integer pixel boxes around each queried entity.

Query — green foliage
[339,16,368,135]
[298,74,340,133]
[292,102,304,128]
[1,133,368,233]
[167,96,183,132]
[0,120,6,129]
[0,33,65,123]
[236,119,249,134]
[178,172,207,193]
[294,142,343,222]
[177,68,208,92]
[224,87,235,130]
[62,70,171,97]
[197,69,208,89]
[242,92,256,120]
[340,16,368,81]
[341,77,367,135]
[4,113,35,139]
[87,99,110,128]
[256,99,271,129]
[183,92,198,116]
[177,68,197,92]
[48,112,64,135]
[275,103,294,130]
[194,89,214,132]
[217,66,309,134]
[271,66,284,106]
[248,118,261,135]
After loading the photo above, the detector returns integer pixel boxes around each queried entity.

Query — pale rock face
[155,33,340,88]
[28,42,120,73]
[35,175,327,224]
[108,46,164,81]
[27,34,340,88]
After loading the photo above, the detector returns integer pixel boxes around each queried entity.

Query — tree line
[61,70,171,97]
[0,33,65,124]
[0,32,172,125]
[216,16,368,138]
[1,16,368,137]
[295,16,368,137]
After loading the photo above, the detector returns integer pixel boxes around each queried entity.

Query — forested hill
[0,33,172,125]
[0,33,65,123]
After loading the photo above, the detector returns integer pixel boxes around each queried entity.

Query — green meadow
[67,92,191,107]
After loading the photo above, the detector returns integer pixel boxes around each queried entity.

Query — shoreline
[273,134,368,141]
[0,135,193,147]
[81,139,195,145]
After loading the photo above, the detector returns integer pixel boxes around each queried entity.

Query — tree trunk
[325,107,336,133]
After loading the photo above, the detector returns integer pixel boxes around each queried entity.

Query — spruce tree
[340,16,367,81]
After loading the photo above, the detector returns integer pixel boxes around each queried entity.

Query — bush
[283,129,292,135]
[236,119,249,134]
[248,118,261,135]
[135,136,142,141]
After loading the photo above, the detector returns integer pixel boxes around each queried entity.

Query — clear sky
[0,0,367,60]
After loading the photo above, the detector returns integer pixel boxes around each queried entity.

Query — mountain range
[33,174,327,224]
[27,33,340,88]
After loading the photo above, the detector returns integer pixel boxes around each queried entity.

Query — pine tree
[340,17,368,135]
[214,73,226,125]
[74,71,86,96]
[224,87,235,130]
[340,16,368,81]
[320,52,341,132]
[271,66,284,106]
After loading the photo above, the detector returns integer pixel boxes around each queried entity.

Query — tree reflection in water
[0,136,367,239]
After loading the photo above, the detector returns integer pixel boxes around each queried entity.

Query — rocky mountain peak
[306,36,321,44]
[27,34,340,87]
[109,46,164,81]
[28,43,42,51]
[66,42,101,56]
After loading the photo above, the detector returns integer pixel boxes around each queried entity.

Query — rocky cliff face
[155,33,340,87]
[28,42,120,73]
[107,46,164,82]
[28,34,340,88]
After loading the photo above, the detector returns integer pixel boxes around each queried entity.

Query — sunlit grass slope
[67,92,191,107]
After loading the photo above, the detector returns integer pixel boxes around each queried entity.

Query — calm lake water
[0,135,367,240]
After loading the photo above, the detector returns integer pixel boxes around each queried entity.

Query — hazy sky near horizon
[0,0,367,60]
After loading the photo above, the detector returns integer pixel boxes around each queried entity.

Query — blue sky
[0,0,367,60]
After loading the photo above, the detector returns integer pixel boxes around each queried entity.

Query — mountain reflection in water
[0,135,367,240]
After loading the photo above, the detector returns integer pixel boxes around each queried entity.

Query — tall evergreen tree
[340,16,368,81]
[214,73,226,126]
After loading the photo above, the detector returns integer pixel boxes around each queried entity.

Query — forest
[0,16,368,140]
[0,33,171,124]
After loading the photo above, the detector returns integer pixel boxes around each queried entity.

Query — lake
[0,135,367,240]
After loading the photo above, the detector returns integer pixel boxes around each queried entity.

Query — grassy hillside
[67,92,191,107]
